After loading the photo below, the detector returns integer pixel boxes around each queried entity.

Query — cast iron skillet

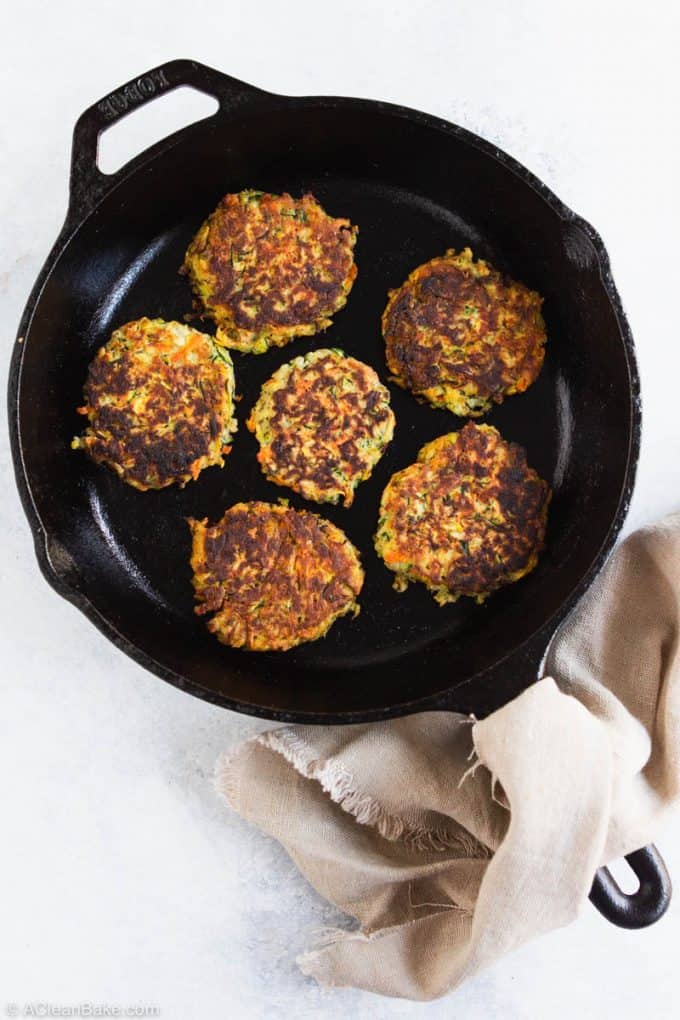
[8,59,671,929]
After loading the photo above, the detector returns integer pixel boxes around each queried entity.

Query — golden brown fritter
[383,248,546,416]
[189,501,364,651]
[182,190,358,354]
[72,318,237,491]
[375,423,549,604]
[246,348,395,507]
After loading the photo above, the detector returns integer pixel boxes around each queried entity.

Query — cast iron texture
[9,59,642,721]
[8,59,666,928]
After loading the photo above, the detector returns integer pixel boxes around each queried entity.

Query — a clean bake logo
[97,69,170,120]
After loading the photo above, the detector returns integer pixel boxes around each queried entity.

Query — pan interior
[17,101,634,716]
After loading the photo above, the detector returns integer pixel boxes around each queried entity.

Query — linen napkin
[215,514,680,1000]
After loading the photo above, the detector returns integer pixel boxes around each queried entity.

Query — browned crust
[189,501,364,651]
[246,349,395,507]
[73,318,236,490]
[375,422,550,603]
[182,191,358,353]
[382,248,546,416]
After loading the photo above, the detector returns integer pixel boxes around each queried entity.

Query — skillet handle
[590,845,671,928]
[68,58,269,216]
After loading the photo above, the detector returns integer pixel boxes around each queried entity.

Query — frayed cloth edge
[215,741,254,808]
[257,727,491,858]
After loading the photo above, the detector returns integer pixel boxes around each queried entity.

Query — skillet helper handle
[438,629,672,929]
[68,58,267,216]
[590,845,671,928]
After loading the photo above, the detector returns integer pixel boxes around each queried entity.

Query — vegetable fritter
[182,190,358,354]
[72,317,237,491]
[247,348,395,507]
[375,423,549,604]
[383,248,546,416]
[189,501,364,651]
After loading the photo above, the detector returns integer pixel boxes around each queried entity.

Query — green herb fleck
[280,207,308,222]
[210,343,232,366]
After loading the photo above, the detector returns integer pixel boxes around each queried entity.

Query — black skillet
[8,59,671,928]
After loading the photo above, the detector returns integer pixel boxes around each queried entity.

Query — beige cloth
[216,515,680,1000]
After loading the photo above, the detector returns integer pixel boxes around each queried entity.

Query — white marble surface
[2,2,679,1016]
